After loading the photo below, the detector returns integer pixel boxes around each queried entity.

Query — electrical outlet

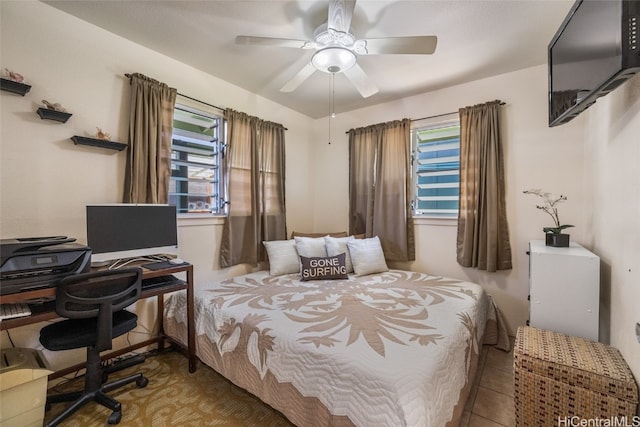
[636,323,640,344]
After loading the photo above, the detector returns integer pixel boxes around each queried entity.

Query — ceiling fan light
[311,47,357,74]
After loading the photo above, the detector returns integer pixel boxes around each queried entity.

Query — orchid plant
[523,189,574,234]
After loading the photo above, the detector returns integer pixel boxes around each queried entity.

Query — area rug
[44,350,293,426]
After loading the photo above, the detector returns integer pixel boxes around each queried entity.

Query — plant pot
[545,233,570,247]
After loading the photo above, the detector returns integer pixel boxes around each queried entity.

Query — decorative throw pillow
[300,253,348,281]
[263,239,299,275]
[294,236,328,258]
[324,235,355,273]
[347,236,389,276]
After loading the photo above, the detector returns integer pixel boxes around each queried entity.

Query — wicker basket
[514,326,638,426]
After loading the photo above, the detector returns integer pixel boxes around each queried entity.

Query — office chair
[39,268,149,426]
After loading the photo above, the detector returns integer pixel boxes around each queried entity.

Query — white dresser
[528,240,600,341]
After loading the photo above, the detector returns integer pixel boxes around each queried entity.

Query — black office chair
[39,268,149,426]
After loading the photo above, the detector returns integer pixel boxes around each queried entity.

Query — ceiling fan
[235,0,438,98]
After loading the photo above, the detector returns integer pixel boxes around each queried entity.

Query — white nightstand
[528,240,600,341]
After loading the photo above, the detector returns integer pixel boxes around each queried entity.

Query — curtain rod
[412,111,458,122]
[412,101,506,122]
[177,96,288,130]
[345,101,506,134]
[124,73,225,112]
[177,92,225,112]
[124,74,288,130]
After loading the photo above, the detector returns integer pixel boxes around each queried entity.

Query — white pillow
[324,235,355,273]
[347,236,388,276]
[294,236,327,258]
[263,239,299,275]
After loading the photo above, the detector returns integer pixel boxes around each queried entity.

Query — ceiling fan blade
[343,63,378,98]
[354,36,438,55]
[235,35,315,49]
[327,0,356,33]
[280,63,317,93]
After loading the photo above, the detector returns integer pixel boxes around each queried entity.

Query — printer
[0,236,91,295]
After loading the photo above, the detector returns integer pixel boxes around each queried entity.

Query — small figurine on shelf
[3,68,24,83]
[42,100,67,113]
[96,127,111,141]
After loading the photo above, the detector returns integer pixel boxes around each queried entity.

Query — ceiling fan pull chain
[331,73,336,119]
[328,73,334,144]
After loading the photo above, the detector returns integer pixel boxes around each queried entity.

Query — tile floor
[461,338,516,427]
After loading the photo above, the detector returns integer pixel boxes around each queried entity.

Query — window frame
[169,98,226,216]
[411,113,461,219]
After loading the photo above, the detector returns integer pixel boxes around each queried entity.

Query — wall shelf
[0,78,32,96]
[37,108,72,123]
[71,136,127,151]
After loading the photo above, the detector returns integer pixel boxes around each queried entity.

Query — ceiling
[44,0,575,119]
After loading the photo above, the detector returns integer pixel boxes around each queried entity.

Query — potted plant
[523,189,574,247]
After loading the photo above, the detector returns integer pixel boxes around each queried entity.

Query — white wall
[0,1,314,370]
[582,74,640,388]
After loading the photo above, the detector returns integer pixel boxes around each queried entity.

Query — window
[169,100,225,214]
[412,115,460,218]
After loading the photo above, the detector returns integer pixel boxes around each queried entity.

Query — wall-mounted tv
[548,0,639,127]
[86,204,178,263]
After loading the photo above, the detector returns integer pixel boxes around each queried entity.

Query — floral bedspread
[164,269,509,427]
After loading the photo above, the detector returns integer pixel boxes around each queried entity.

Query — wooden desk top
[0,262,192,330]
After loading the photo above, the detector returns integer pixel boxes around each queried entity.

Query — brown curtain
[220,109,286,268]
[456,100,512,271]
[124,73,177,204]
[348,118,414,261]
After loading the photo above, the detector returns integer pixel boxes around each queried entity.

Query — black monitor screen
[547,0,638,126]
[86,204,177,260]
[550,0,622,96]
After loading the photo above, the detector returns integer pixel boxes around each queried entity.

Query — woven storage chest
[514,326,638,425]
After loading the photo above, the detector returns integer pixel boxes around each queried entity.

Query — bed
[164,263,509,426]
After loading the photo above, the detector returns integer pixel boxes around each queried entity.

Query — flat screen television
[86,204,178,263]
[548,0,640,127]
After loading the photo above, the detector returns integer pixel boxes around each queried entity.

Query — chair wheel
[108,410,122,424]
[137,376,149,388]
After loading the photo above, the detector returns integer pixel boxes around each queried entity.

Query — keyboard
[0,303,31,321]
[141,275,185,290]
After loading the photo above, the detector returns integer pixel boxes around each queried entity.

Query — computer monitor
[86,204,178,263]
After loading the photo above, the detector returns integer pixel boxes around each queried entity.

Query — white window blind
[412,116,460,217]
[169,102,225,214]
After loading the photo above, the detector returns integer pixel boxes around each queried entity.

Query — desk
[0,262,196,377]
